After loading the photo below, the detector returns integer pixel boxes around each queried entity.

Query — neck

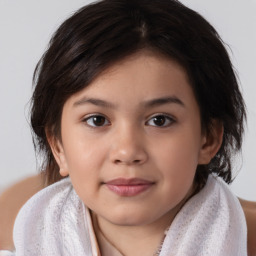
[91,185,196,256]
[92,209,178,256]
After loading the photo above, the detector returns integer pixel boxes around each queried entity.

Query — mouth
[104,178,155,197]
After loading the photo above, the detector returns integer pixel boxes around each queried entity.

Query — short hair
[30,0,246,188]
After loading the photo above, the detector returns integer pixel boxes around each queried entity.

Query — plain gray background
[0,0,255,200]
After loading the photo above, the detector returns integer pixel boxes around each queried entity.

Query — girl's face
[51,51,217,228]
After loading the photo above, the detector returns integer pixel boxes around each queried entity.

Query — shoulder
[13,177,83,255]
[239,198,256,256]
[0,174,44,250]
[14,176,72,222]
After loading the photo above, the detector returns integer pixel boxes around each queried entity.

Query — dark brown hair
[31,0,246,188]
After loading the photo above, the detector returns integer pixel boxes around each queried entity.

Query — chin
[105,209,155,226]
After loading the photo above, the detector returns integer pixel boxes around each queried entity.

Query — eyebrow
[73,97,115,108]
[73,96,185,108]
[142,96,185,108]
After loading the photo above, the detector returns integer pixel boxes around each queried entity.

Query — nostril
[113,159,141,164]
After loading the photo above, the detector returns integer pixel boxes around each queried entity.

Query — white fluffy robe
[159,176,247,256]
[11,175,247,256]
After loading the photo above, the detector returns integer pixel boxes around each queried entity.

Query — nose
[109,125,148,165]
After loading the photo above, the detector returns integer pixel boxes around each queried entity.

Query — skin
[239,198,256,256]
[0,52,254,253]
[0,174,44,251]
[0,177,255,254]
[49,51,222,256]
[1,52,254,255]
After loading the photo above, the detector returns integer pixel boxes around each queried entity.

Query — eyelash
[82,114,110,127]
[146,114,176,127]
[82,113,176,128]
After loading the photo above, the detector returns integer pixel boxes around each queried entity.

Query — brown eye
[153,116,165,126]
[146,115,174,127]
[85,115,110,127]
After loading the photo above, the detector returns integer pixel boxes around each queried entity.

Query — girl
[1,0,249,255]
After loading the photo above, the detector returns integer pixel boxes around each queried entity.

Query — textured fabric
[6,175,247,256]
[159,176,247,256]
[0,251,15,256]
[13,178,93,256]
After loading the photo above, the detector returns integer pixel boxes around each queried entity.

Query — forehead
[65,51,198,111]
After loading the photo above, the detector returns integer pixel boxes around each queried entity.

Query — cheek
[155,135,201,170]
[155,142,198,209]
[62,126,106,168]
[64,141,103,206]
[61,131,112,200]
[153,131,201,187]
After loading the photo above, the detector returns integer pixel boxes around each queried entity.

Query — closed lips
[105,178,155,196]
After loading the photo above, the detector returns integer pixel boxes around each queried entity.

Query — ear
[46,129,69,177]
[198,120,223,165]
